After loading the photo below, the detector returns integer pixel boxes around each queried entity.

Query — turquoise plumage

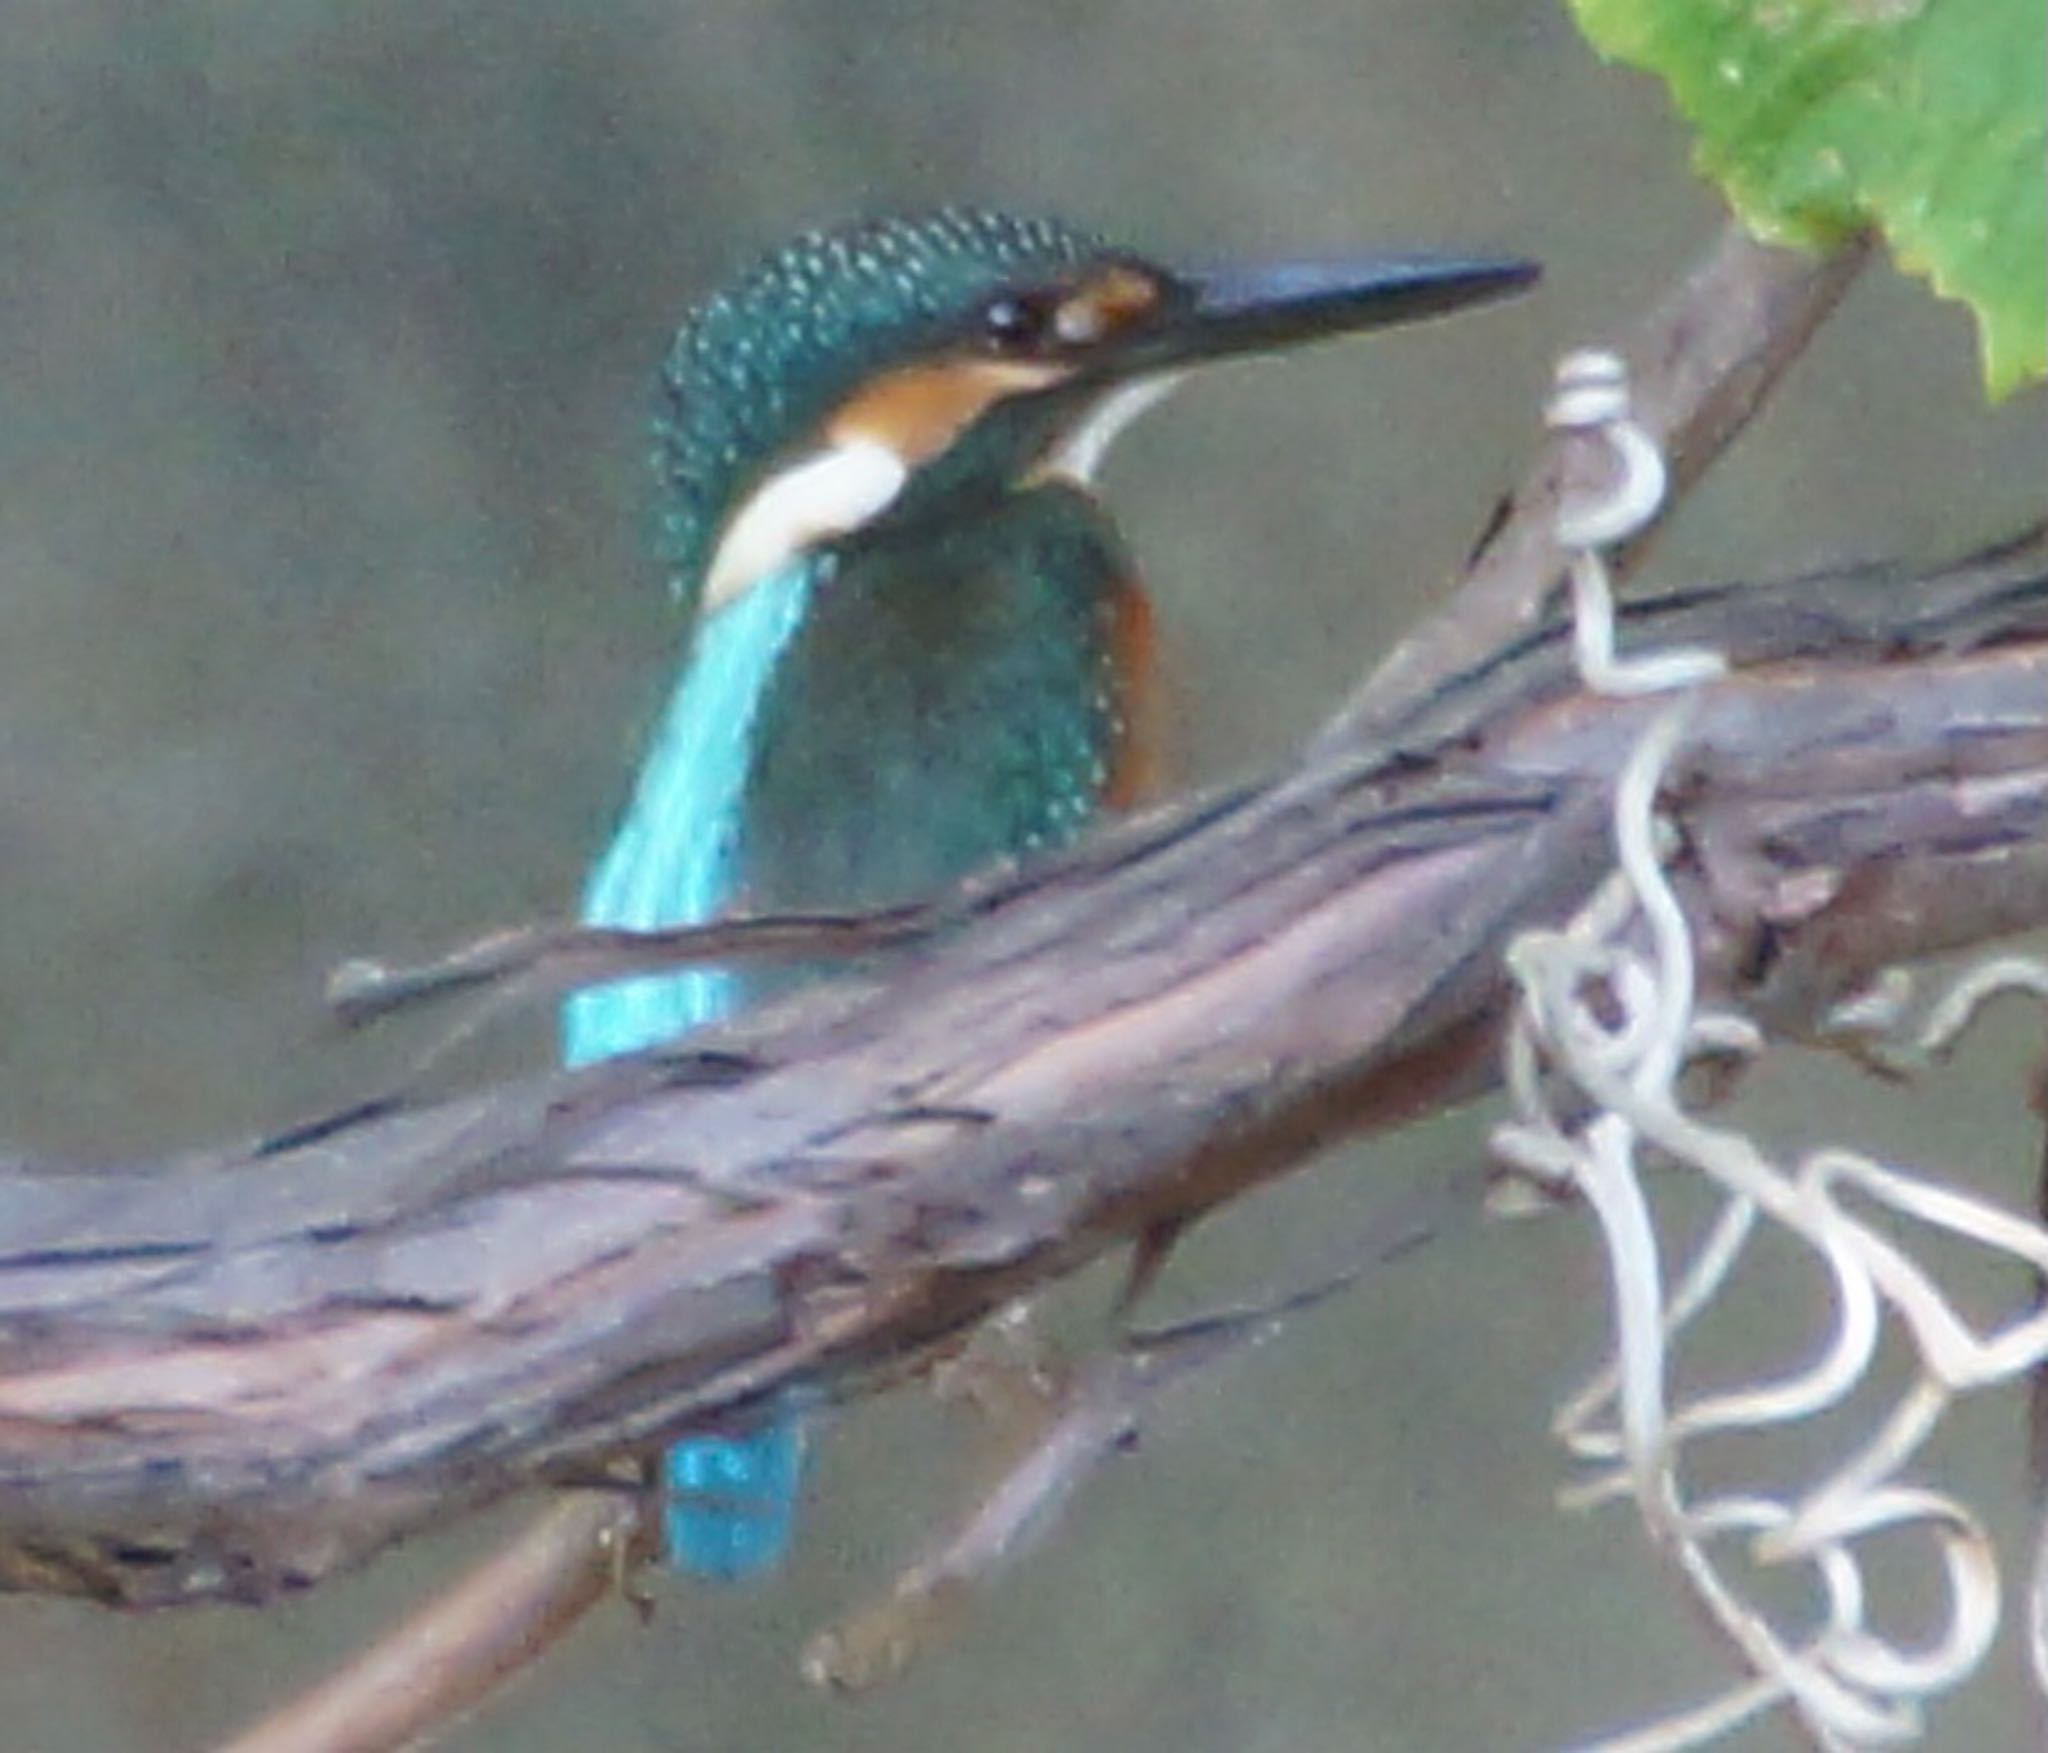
[566,214,1138,1580]
[563,207,1535,1580]
[565,493,1135,1578]
[563,560,815,1061]
[561,567,819,1576]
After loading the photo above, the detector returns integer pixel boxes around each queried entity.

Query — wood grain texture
[0,524,2041,1610]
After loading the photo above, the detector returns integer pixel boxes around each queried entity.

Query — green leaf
[1571,0,2047,400]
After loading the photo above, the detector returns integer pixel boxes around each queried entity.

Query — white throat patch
[1040,372,1185,485]
[695,365,1179,616]
[699,438,909,615]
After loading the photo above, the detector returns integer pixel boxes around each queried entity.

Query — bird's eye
[981,294,1050,353]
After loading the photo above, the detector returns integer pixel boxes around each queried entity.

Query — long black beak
[1129,253,1537,371]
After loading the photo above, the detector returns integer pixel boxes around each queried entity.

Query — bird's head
[657,208,1535,617]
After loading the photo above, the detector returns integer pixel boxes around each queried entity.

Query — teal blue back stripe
[563,562,815,1063]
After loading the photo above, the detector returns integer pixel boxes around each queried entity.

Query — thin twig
[317,904,942,1102]
[804,1166,1476,1691]
[1323,224,1869,749]
[329,905,936,1026]
[214,1493,650,1753]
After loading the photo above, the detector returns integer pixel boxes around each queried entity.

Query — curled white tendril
[1494,349,2048,1748]
[1544,349,1724,696]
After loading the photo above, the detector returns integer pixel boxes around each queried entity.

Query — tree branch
[0,523,2042,1617]
[213,1493,647,1753]
[195,224,1891,1753]
[0,211,2037,1753]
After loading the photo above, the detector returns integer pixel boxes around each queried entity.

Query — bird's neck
[566,481,1139,1062]
[726,481,1140,903]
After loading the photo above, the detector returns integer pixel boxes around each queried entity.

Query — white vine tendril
[1544,349,1723,696]
[1494,349,2048,1748]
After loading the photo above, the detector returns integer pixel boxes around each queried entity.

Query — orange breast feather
[1104,578,1168,811]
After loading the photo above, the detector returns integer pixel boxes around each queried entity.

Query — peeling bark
[0,522,2041,1612]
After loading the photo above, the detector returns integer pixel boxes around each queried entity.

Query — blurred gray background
[1,3,2043,1749]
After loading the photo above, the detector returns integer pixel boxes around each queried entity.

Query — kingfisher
[563,208,1535,1580]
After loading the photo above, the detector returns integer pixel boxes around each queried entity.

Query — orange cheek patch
[1061,265,1161,342]
[1081,266,1163,331]
[826,358,1068,468]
